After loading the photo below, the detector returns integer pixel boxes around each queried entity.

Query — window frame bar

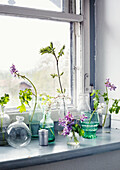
[0,5,83,22]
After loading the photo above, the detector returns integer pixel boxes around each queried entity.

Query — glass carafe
[7,116,31,148]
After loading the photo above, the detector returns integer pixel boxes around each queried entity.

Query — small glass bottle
[7,116,31,148]
[40,109,55,143]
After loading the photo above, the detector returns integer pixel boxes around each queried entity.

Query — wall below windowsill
[1,128,120,170]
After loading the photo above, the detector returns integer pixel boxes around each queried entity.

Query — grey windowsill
[0,128,120,170]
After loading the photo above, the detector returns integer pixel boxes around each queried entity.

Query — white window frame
[0,0,90,110]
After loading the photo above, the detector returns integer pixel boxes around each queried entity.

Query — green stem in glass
[102,87,109,127]
[72,131,79,144]
[1,106,4,140]
[89,109,96,123]
[42,111,55,137]
[19,74,37,122]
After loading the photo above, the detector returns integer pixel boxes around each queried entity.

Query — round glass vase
[6,116,31,148]
[0,106,10,146]
[67,132,80,146]
[40,109,55,143]
[80,111,99,139]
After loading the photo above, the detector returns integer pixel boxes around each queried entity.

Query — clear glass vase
[40,109,55,143]
[29,107,41,138]
[80,111,99,139]
[29,97,42,138]
[58,97,68,135]
[67,132,80,146]
[59,98,68,118]
[0,106,10,145]
[7,116,31,148]
[77,93,90,115]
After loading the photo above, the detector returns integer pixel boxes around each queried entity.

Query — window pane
[0,0,63,12]
[0,15,70,107]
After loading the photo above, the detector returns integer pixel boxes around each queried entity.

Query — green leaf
[58,45,65,59]
[50,73,58,78]
[60,72,64,76]
[0,93,10,106]
[17,104,26,113]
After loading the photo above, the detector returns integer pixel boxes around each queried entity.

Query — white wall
[95,0,120,120]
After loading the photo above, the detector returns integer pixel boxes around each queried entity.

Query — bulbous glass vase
[7,116,31,148]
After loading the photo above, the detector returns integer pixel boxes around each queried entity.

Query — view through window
[0,15,70,108]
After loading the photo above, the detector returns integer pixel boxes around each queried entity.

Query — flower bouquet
[59,112,87,145]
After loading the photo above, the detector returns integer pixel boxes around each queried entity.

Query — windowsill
[1,128,120,169]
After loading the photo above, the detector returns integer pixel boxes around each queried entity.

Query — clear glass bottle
[29,97,42,138]
[77,93,91,115]
[59,98,68,119]
[7,116,31,148]
[40,109,55,143]
[0,106,10,145]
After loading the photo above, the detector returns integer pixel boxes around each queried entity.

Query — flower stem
[54,54,66,116]
[102,102,108,127]
[89,109,96,123]
[102,87,109,127]
[20,75,37,122]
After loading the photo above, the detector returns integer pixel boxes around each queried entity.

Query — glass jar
[7,116,31,148]
[77,93,90,115]
[0,106,10,145]
[40,109,55,143]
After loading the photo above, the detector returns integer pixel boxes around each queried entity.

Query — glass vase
[80,111,99,139]
[67,132,80,146]
[29,97,42,138]
[0,106,10,145]
[58,97,68,135]
[77,93,90,115]
[7,116,31,148]
[59,97,68,118]
[99,113,111,133]
[29,107,41,138]
[40,109,55,143]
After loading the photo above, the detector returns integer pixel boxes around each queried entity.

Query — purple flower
[10,64,18,77]
[79,114,88,122]
[105,78,116,91]
[58,112,75,136]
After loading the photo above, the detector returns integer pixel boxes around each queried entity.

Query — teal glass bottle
[40,109,55,143]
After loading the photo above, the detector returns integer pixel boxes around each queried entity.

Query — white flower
[97,103,106,114]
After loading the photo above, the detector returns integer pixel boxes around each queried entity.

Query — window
[0,0,90,110]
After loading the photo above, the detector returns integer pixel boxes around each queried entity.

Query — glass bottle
[40,109,55,143]
[29,97,42,138]
[77,93,91,115]
[6,116,31,148]
[0,106,10,145]
[59,97,68,119]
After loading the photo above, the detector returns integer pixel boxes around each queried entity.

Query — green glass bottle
[40,109,55,143]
